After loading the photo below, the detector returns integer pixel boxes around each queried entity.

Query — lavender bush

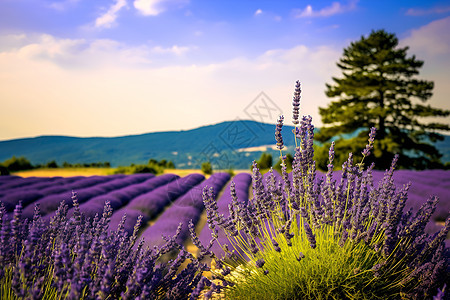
[141,172,230,248]
[0,193,211,299]
[21,174,153,218]
[203,81,449,299]
[43,173,177,223]
[108,174,204,235]
[199,172,252,257]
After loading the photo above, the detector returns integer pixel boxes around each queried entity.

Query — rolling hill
[0,120,449,170]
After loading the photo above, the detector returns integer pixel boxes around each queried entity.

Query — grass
[12,168,251,178]
[12,168,115,177]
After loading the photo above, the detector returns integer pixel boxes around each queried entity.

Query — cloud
[0,33,342,140]
[95,0,127,29]
[294,0,357,18]
[133,0,188,16]
[406,6,450,16]
[48,0,81,11]
[401,16,450,56]
[399,17,450,128]
[0,34,197,69]
[151,45,191,55]
[254,9,263,16]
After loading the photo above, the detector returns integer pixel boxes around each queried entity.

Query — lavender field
[0,169,448,251]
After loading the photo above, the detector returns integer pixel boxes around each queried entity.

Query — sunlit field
[12,167,116,177]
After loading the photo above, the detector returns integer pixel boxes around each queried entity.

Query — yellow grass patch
[12,168,115,177]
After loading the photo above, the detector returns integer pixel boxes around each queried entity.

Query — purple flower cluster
[199,173,252,257]
[43,174,177,223]
[108,173,205,235]
[21,174,152,218]
[0,194,211,299]
[203,81,450,299]
[140,172,230,248]
[292,80,301,125]
[0,175,110,213]
[275,115,284,151]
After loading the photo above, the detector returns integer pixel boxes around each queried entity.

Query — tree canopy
[316,29,450,170]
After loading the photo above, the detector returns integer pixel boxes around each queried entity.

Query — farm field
[12,168,252,178]
[1,169,449,251]
[12,167,116,177]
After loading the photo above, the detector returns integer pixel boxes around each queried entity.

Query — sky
[0,0,450,141]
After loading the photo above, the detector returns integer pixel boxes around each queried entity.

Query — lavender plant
[0,192,212,299]
[203,81,450,299]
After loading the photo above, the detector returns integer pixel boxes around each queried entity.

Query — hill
[0,120,449,170]
[0,121,296,169]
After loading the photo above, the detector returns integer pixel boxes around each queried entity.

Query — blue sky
[1,0,449,140]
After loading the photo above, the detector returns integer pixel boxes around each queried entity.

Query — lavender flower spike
[275,115,285,150]
[362,127,377,157]
[255,258,265,268]
[292,80,301,125]
[329,141,335,164]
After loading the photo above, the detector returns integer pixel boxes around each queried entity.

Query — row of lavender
[0,169,448,252]
[0,173,225,299]
[0,173,234,248]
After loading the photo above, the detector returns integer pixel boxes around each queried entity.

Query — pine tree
[316,29,449,170]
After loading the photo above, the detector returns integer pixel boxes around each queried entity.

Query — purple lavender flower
[297,252,305,262]
[255,258,265,268]
[275,115,285,150]
[292,80,301,125]
[361,127,377,157]
[303,219,316,249]
[433,284,446,300]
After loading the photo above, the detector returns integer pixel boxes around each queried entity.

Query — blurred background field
[1,170,449,253]
[11,168,252,178]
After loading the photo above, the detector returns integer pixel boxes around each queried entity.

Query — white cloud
[48,0,81,11]
[401,16,450,56]
[151,45,191,55]
[399,17,450,127]
[133,0,188,16]
[0,33,342,140]
[1,34,196,68]
[294,0,357,18]
[95,0,127,29]
[406,6,450,16]
[254,9,263,16]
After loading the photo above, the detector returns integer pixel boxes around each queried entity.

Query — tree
[201,161,213,175]
[255,153,273,170]
[1,156,34,172]
[46,160,58,168]
[316,29,450,170]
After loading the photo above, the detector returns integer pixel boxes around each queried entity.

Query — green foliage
[316,29,450,170]
[1,156,34,172]
[252,152,273,170]
[114,164,161,175]
[45,160,59,168]
[225,168,235,177]
[0,166,9,176]
[201,161,213,175]
[113,158,172,175]
[61,161,111,168]
[222,222,387,300]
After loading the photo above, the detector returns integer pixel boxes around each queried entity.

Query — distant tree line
[0,156,176,176]
[113,159,176,175]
